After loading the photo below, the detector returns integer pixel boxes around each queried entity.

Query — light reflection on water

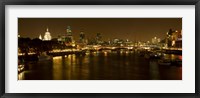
[149,61,160,80]
[18,51,182,80]
[163,54,179,60]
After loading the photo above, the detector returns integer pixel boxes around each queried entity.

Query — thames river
[18,51,182,80]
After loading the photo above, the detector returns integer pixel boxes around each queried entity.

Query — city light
[18,18,182,80]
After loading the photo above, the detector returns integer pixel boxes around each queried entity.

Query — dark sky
[18,18,182,42]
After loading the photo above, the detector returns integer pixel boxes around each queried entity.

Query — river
[18,51,182,80]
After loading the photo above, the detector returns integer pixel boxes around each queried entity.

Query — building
[124,40,133,46]
[38,28,52,41]
[175,30,182,48]
[113,38,119,44]
[165,29,182,48]
[64,26,76,47]
[151,37,160,44]
[79,32,85,43]
[43,28,52,41]
[65,26,73,42]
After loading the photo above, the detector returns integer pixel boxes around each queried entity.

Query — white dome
[45,32,50,35]
[43,28,52,41]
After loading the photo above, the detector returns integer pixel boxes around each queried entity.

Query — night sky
[18,18,182,42]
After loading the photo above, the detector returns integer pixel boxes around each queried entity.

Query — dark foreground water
[18,51,182,80]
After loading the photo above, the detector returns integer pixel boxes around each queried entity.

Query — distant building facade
[39,28,52,41]
[79,32,85,43]
[151,37,160,44]
[165,29,182,48]
[43,28,52,41]
[65,26,73,42]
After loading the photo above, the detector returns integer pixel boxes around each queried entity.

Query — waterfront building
[165,29,182,48]
[175,30,182,48]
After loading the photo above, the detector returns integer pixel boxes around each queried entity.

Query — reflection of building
[165,29,182,48]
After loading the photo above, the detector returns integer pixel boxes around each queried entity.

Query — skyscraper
[66,26,72,36]
[79,32,85,43]
[65,26,74,46]
[165,29,182,48]
[96,33,102,44]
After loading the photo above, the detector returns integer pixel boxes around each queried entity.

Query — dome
[43,28,52,41]
[45,32,50,35]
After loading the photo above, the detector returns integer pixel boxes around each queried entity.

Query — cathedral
[39,28,52,41]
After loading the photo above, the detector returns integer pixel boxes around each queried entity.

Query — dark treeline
[18,37,73,56]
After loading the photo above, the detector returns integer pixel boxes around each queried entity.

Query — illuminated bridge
[18,45,182,57]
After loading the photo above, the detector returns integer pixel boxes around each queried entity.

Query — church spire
[39,34,42,40]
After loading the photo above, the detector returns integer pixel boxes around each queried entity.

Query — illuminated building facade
[165,29,182,48]
[79,32,85,43]
[151,37,160,44]
[38,28,52,41]
[65,26,73,42]
[43,28,52,41]
[65,26,75,46]
[96,33,102,44]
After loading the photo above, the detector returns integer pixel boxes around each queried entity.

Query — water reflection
[149,61,160,80]
[18,51,182,80]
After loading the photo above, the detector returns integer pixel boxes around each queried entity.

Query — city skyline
[18,18,182,41]
[18,18,182,80]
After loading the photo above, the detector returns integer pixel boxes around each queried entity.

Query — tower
[65,26,74,45]
[39,34,42,40]
[79,32,85,43]
[66,26,72,36]
[96,33,102,44]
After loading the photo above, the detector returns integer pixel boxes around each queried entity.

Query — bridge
[48,50,86,57]
[18,45,182,57]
